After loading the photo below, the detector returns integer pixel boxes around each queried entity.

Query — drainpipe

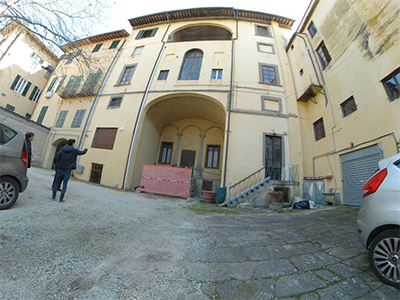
[77,36,128,150]
[222,8,239,187]
[123,15,171,189]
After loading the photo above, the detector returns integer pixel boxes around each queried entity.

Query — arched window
[179,49,203,80]
[170,26,232,42]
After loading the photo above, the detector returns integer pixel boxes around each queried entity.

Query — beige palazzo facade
[32,8,302,200]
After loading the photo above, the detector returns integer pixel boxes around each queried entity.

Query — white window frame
[14,77,29,94]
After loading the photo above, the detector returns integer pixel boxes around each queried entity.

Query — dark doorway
[180,150,196,168]
[265,135,282,180]
[52,140,68,170]
[90,163,103,184]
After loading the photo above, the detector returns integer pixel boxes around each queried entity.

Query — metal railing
[228,164,299,200]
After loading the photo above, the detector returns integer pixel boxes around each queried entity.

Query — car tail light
[21,150,28,167]
[362,168,387,197]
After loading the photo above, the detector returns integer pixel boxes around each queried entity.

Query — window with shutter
[11,75,31,95]
[71,109,86,128]
[205,145,220,168]
[55,110,68,127]
[71,75,83,94]
[63,75,77,94]
[135,28,158,39]
[92,128,118,149]
[92,43,103,52]
[109,40,120,49]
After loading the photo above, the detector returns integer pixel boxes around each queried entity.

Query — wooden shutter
[81,73,94,94]
[22,81,31,96]
[29,86,38,100]
[71,75,83,94]
[135,30,144,39]
[55,110,68,127]
[92,128,118,149]
[46,77,57,92]
[71,109,86,127]
[149,28,158,37]
[55,76,65,92]
[64,75,76,94]
[10,75,21,90]
[37,106,48,124]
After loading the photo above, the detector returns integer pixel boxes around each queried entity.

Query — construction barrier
[140,164,192,198]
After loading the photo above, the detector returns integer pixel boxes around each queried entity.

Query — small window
[256,25,272,37]
[159,142,173,164]
[313,118,326,141]
[25,113,31,119]
[135,28,158,39]
[205,145,220,168]
[158,70,169,80]
[341,96,357,117]
[290,45,294,51]
[10,75,31,96]
[71,109,86,128]
[37,106,48,124]
[316,41,331,69]
[55,110,68,127]
[5,104,15,111]
[211,69,222,79]
[109,40,120,49]
[92,128,118,150]
[308,21,318,38]
[117,65,137,85]
[108,97,122,108]
[300,69,304,76]
[382,67,400,102]
[262,65,277,84]
[132,46,144,56]
[92,43,103,52]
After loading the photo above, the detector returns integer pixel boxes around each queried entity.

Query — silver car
[0,119,29,209]
[357,152,400,289]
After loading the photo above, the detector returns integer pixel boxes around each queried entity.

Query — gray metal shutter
[340,145,381,206]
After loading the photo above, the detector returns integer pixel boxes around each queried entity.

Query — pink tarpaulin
[140,164,192,198]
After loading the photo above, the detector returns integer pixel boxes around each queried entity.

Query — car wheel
[369,229,400,289]
[0,177,19,210]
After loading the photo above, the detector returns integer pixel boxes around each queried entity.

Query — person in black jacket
[25,132,35,168]
[52,139,87,202]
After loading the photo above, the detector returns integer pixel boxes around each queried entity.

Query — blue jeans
[52,169,71,201]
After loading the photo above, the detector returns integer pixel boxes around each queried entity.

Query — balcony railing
[59,81,101,98]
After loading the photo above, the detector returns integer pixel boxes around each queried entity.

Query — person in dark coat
[52,139,87,202]
[52,151,62,191]
[25,132,35,168]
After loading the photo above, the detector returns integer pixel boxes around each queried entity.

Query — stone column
[173,133,182,166]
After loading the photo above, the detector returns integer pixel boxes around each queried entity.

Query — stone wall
[0,107,50,167]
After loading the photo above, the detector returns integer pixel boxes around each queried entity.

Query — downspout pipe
[123,16,170,190]
[77,37,127,150]
[222,8,239,187]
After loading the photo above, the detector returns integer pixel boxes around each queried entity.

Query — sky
[94,0,312,36]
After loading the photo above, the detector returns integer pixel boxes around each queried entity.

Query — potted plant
[202,190,216,203]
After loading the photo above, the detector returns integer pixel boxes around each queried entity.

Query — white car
[357,152,400,289]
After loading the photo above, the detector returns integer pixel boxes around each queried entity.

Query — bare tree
[0,0,109,54]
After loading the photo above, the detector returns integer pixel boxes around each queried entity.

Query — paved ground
[0,167,399,299]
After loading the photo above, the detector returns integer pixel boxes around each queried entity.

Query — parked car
[357,152,400,289]
[0,119,29,210]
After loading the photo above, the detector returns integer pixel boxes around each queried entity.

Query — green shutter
[71,109,86,128]
[149,28,158,37]
[92,43,103,52]
[37,106,48,124]
[29,86,38,100]
[81,73,94,94]
[71,75,83,94]
[47,77,56,92]
[10,75,21,90]
[22,81,31,96]
[135,30,144,39]
[55,110,68,127]
[56,76,66,92]
[64,75,76,94]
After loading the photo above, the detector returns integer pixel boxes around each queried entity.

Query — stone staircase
[220,177,272,208]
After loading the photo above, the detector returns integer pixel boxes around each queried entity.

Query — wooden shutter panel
[29,86,38,100]
[81,73,94,94]
[71,109,86,127]
[22,81,31,96]
[55,110,68,127]
[92,128,118,149]
[55,75,66,92]
[135,30,144,39]
[149,28,158,37]
[37,106,48,124]
[71,75,83,94]
[10,75,21,90]
[46,77,56,92]
[64,75,76,94]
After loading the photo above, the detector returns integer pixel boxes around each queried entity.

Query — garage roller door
[340,145,381,206]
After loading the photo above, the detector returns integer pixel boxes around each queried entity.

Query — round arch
[168,24,233,42]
